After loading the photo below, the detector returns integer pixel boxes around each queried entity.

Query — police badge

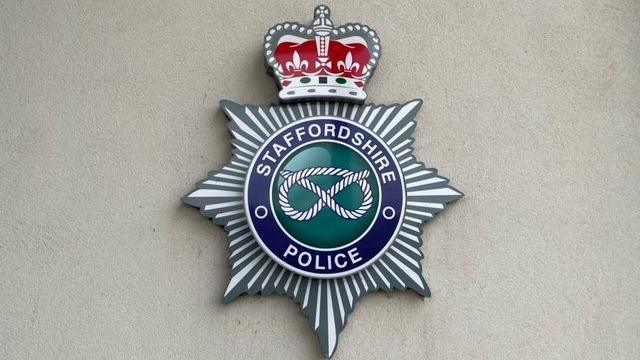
[183,5,462,357]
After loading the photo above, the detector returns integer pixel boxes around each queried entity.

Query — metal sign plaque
[183,5,462,357]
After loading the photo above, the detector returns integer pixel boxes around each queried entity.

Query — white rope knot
[278,167,373,221]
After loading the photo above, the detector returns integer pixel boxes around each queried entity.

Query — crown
[264,5,381,103]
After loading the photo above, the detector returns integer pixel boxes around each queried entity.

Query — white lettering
[352,132,364,146]
[374,156,390,171]
[362,139,377,155]
[308,124,321,137]
[257,163,271,176]
[348,248,362,264]
[381,171,397,183]
[334,254,347,268]
[324,123,336,137]
[262,151,276,163]
[337,125,350,139]
[280,245,363,270]
[295,127,306,141]
[299,252,312,266]
[274,143,287,157]
[284,244,298,258]
[283,132,294,147]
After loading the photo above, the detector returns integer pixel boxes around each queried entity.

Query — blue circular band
[246,118,405,278]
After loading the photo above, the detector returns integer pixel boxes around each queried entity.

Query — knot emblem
[278,167,373,221]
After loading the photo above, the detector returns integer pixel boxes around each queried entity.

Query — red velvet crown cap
[264,5,381,103]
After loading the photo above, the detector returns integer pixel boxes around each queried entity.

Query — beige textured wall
[1,1,639,359]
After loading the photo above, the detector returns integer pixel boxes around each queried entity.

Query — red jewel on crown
[264,5,381,103]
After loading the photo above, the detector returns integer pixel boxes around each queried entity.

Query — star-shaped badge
[183,5,462,357]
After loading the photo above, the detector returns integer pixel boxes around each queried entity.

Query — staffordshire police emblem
[183,5,463,357]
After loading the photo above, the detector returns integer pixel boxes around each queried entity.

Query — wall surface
[1,1,639,359]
